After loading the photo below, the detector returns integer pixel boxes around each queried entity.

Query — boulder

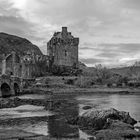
[95,120,140,140]
[76,108,140,139]
[78,108,137,131]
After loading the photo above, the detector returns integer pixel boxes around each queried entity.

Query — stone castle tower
[47,27,79,67]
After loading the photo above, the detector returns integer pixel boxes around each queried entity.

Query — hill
[111,67,129,76]
[111,66,140,76]
[79,62,140,77]
[0,33,42,58]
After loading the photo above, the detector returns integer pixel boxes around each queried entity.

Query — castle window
[65,50,67,57]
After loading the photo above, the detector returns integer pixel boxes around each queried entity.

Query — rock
[78,108,137,131]
[82,105,92,110]
[95,120,140,140]
[76,108,139,139]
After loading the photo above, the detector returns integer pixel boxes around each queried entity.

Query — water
[77,94,140,121]
[0,93,140,139]
[0,105,53,119]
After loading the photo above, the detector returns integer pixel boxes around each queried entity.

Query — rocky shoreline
[68,108,140,140]
[23,86,140,96]
[0,92,140,140]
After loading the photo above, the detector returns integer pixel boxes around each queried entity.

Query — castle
[0,27,79,78]
[0,27,79,97]
[47,27,79,68]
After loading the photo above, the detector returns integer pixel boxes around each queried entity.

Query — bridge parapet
[0,74,11,85]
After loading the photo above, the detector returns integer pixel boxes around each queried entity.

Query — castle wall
[1,51,47,78]
[0,62,2,75]
[53,43,78,67]
[14,63,22,77]
[21,59,36,79]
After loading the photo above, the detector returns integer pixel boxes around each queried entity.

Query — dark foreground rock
[95,120,140,140]
[78,108,137,130]
[68,108,140,140]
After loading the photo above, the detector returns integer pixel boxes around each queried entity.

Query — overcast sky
[0,0,140,67]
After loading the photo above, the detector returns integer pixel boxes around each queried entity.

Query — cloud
[79,43,140,67]
[81,58,104,65]
[0,0,140,67]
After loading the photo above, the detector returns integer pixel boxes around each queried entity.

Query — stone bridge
[0,74,23,97]
[0,51,36,97]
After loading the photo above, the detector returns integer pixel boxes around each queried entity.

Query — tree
[127,61,140,81]
[94,64,111,84]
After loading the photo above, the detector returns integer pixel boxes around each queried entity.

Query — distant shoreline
[23,87,140,96]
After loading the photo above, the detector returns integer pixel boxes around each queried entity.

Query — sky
[0,0,140,67]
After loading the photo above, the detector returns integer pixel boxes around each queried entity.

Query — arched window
[65,50,67,57]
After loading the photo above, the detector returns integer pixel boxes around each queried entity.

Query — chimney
[62,27,67,34]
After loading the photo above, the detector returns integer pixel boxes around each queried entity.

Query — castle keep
[47,27,79,68]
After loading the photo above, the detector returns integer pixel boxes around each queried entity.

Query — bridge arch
[0,83,11,97]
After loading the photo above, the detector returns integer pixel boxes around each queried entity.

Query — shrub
[65,79,75,85]
[94,64,112,84]
[74,77,94,88]
[51,65,82,76]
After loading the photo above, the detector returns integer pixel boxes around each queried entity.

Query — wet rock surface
[95,120,140,140]
[78,108,137,128]
[68,108,140,139]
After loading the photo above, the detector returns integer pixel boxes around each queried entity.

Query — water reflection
[48,95,80,138]
[48,115,79,138]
